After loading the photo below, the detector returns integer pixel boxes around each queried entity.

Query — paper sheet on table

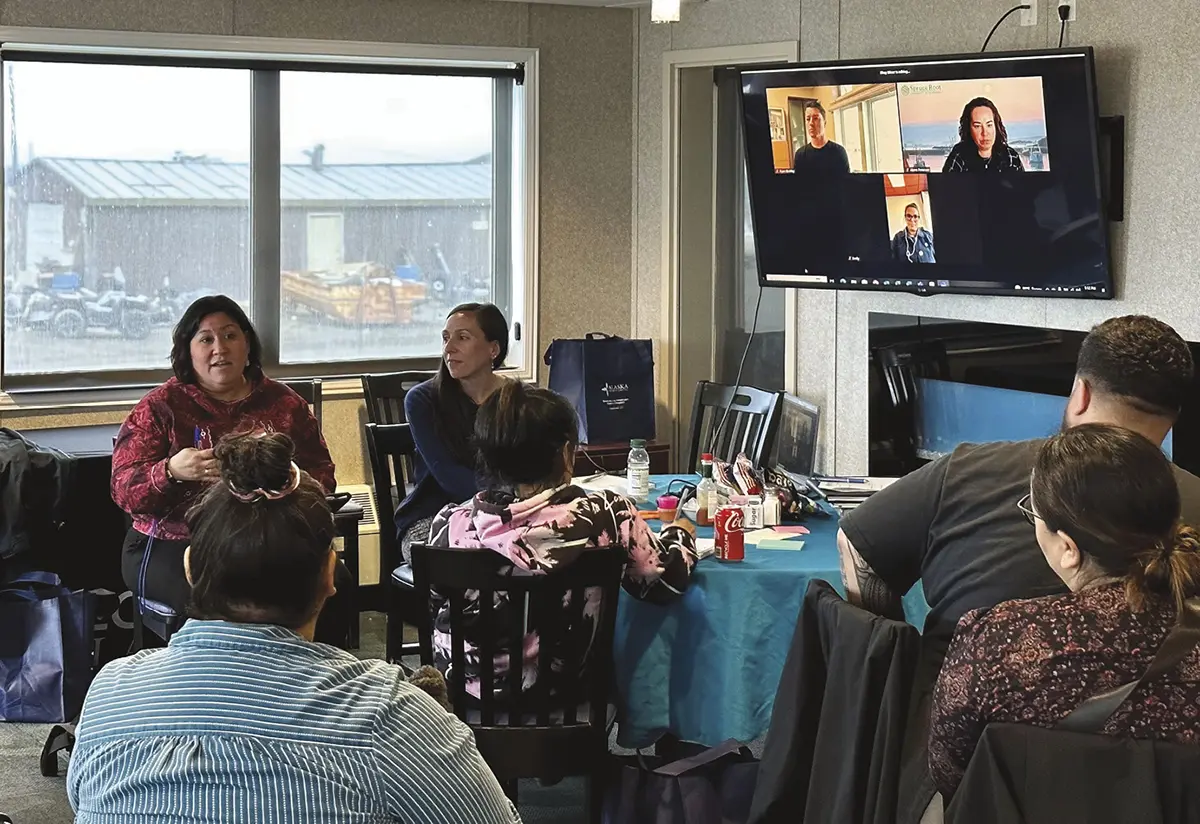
[817,477,899,495]
[744,528,809,545]
[572,474,631,495]
[755,538,806,551]
[694,538,715,559]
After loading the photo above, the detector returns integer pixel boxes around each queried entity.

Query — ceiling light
[651,0,681,24]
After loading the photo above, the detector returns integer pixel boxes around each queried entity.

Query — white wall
[633,0,1200,473]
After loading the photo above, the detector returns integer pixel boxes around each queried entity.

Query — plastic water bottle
[627,439,651,502]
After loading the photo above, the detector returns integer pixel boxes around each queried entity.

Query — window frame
[0,28,540,403]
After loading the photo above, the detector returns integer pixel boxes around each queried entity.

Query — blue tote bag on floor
[0,571,94,722]
[544,333,656,444]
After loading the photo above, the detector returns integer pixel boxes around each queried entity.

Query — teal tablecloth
[612,474,929,748]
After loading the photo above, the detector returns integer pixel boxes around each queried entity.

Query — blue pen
[814,475,867,484]
[194,425,201,448]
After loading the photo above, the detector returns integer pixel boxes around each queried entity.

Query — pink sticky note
[774,525,810,535]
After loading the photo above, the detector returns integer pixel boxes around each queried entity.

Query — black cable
[1058,20,1066,47]
[707,285,765,456]
[981,4,1031,52]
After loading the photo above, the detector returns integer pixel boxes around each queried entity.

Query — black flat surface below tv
[739,48,1112,299]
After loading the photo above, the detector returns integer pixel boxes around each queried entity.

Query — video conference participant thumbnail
[793,101,851,176]
[942,97,1026,174]
[892,202,936,263]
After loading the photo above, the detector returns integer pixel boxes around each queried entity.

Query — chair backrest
[409,542,624,780]
[946,722,1200,823]
[686,381,782,473]
[363,422,418,572]
[281,378,323,431]
[361,371,436,425]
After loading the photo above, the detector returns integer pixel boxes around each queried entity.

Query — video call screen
[740,50,1112,299]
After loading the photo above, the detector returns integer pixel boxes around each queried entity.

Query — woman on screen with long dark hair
[395,302,510,560]
[941,96,1027,173]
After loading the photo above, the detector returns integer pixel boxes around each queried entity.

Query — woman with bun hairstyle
[929,423,1200,799]
[429,380,696,701]
[69,432,521,824]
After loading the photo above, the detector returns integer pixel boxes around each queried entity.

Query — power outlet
[1019,0,1038,26]
[1057,0,1077,22]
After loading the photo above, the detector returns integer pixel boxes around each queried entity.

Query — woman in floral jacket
[428,381,695,701]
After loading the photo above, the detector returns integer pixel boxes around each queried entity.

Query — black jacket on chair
[946,723,1200,824]
[0,428,74,562]
[748,579,922,824]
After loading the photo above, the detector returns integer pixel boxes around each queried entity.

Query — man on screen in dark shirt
[792,101,851,176]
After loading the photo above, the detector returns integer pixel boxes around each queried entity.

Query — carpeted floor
[0,613,594,823]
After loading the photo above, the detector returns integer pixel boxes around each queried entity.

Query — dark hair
[904,202,920,215]
[433,303,510,464]
[804,101,826,120]
[1076,315,1194,419]
[474,381,578,489]
[1033,423,1200,615]
[170,295,263,384]
[957,97,1009,149]
[185,432,335,628]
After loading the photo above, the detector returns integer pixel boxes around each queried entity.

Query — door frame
[657,42,800,462]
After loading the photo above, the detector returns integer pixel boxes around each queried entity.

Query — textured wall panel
[532,4,635,350]
[3,0,234,33]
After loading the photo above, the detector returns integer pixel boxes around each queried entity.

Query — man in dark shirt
[792,101,850,176]
[840,314,1200,659]
[837,314,1200,821]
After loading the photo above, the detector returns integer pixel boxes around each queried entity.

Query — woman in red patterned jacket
[111,295,348,644]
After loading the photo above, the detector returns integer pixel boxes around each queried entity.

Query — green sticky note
[755,538,806,551]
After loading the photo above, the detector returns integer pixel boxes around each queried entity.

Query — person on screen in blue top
[396,302,510,561]
[792,101,851,176]
[891,202,936,263]
[941,97,1027,173]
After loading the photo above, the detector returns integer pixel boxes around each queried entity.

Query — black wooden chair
[281,377,323,431]
[364,422,423,661]
[409,543,624,822]
[685,381,782,473]
[361,371,435,425]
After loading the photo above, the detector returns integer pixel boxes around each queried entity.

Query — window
[2,62,252,378]
[0,39,534,392]
[277,72,501,366]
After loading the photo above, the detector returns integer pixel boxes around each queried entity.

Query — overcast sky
[2,62,494,166]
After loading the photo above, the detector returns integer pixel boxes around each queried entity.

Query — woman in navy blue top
[395,302,509,560]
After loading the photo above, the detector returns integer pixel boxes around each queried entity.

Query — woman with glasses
[890,202,936,263]
[928,423,1200,799]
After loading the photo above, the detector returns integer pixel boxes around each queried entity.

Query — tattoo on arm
[838,530,905,620]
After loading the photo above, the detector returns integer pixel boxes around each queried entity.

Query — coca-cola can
[714,505,745,563]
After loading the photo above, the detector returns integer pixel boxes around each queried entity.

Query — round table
[612,474,928,748]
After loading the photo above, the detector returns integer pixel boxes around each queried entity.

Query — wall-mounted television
[739,48,1112,299]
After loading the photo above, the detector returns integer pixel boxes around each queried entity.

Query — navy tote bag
[544,333,656,444]
[0,571,94,722]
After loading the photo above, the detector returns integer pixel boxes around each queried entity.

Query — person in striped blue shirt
[68,431,521,824]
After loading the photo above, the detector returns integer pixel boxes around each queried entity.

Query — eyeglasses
[1016,493,1040,526]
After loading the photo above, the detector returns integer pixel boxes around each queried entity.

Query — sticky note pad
[755,538,806,551]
